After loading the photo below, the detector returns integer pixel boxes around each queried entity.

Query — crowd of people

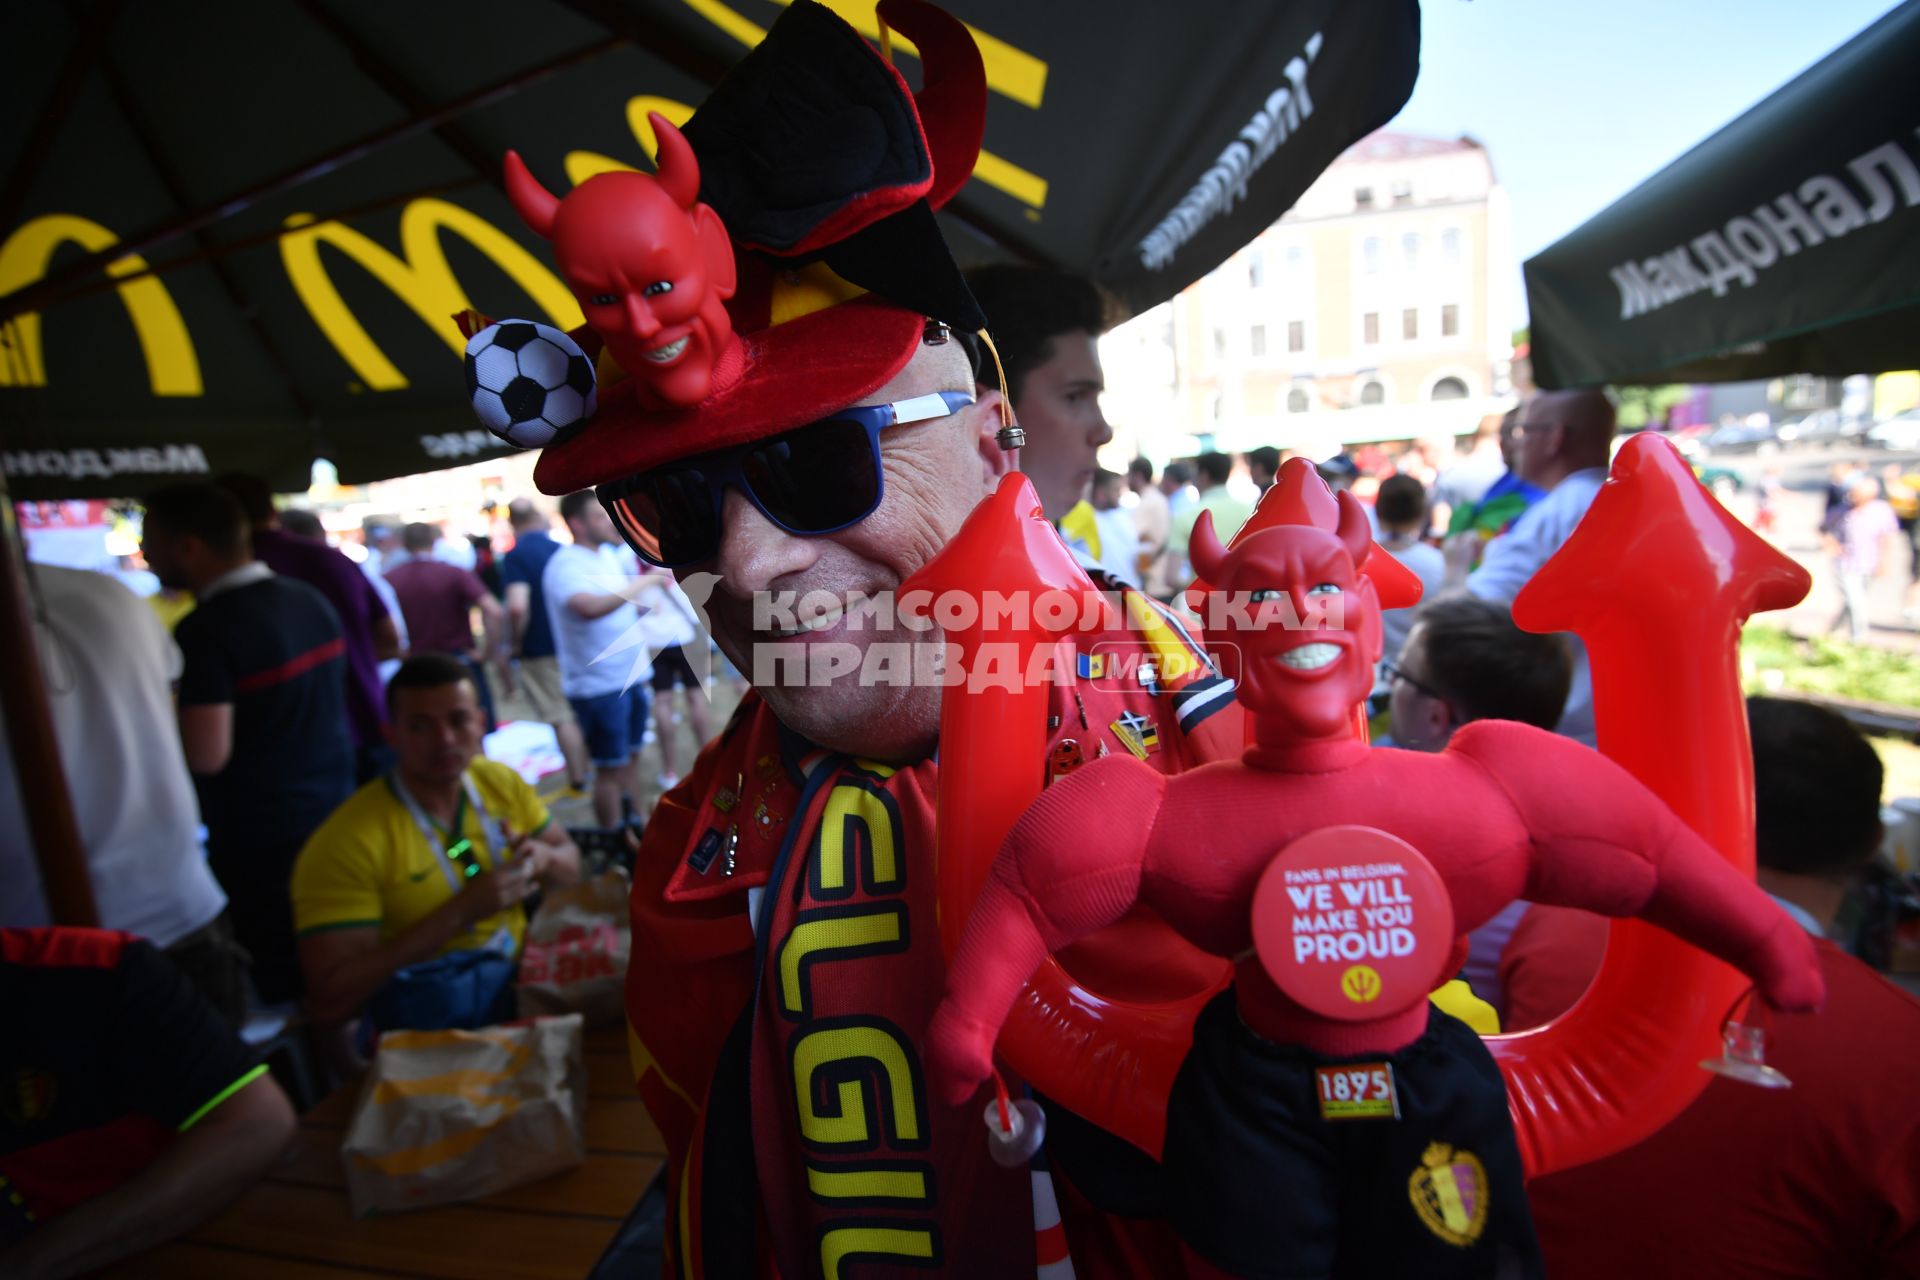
[1,476,718,1270]
[8,477,716,1014]
[6,5,1916,1273]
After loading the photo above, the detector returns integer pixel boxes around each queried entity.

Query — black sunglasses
[597,391,974,568]
[1380,657,1451,707]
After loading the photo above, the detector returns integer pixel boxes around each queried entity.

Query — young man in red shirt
[1507,698,1920,1277]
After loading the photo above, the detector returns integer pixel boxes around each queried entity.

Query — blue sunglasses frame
[598,391,974,568]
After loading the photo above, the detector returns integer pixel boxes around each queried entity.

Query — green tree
[1610,383,1691,430]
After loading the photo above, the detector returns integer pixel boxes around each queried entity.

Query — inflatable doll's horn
[1334,490,1372,569]
[502,151,560,239]
[1189,509,1228,586]
[650,115,702,210]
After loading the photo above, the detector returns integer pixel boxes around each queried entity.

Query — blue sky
[1385,0,1905,326]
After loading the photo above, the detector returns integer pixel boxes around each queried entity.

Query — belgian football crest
[1407,1141,1489,1246]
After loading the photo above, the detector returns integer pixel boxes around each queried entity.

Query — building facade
[1103,130,1516,467]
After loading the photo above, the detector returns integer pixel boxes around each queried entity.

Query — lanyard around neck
[390,771,506,895]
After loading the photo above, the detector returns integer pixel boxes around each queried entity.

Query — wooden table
[108,1027,664,1279]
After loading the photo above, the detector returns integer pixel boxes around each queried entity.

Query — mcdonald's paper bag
[341,1014,585,1217]
[516,870,630,1027]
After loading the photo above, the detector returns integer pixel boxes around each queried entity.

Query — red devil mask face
[504,115,740,410]
[1189,491,1382,741]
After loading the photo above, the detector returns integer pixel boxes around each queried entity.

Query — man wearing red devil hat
[479,2,1237,1274]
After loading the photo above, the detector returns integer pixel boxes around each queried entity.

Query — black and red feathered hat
[533,0,987,495]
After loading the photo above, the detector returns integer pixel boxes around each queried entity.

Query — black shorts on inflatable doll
[1170,992,1542,1279]
[1048,992,1543,1279]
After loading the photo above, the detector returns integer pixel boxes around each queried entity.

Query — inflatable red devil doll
[926,490,1823,1279]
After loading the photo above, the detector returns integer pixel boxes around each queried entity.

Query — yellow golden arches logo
[279,198,583,392]
[565,94,699,186]
[1341,964,1382,1004]
[0,214,202,396]
[1408,1142,1489,1247]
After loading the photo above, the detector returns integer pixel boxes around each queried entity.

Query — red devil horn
[650,113,701,209]
[877,0,985,209]
[502,151,559,239]
[1190,509,1228,586]
[1334,491,1372,570]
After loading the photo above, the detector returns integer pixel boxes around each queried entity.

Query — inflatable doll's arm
[1451,721,1824,1013]
[927,757,1168,1103]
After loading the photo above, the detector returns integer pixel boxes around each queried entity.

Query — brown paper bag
[340,1013,585,1217]
[516,870,630,1026]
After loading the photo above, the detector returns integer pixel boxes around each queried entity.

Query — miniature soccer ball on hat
[464,320,597,448]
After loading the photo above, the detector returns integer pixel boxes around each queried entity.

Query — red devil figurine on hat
[462,0,991,480]
[501,119,743,412]
[925,482,1824,1279]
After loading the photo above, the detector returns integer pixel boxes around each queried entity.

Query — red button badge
[1251,826,1454,1022]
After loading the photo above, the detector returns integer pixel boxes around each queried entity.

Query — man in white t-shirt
[544,491,656,826]
[0,564,243,1022]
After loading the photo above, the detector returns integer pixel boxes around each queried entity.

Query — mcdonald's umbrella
[0,0,1420,501]
[1523,0,1920,391]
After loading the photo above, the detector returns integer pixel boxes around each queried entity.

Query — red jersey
[1,928,262,1244]
[1512,920,1920,1278]
[625,585,1234,1278]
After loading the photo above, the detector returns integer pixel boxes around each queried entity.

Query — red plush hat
[530,0,988,496]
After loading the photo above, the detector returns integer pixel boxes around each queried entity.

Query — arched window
[1359,380,1385,406]
[1287,387,1311,414]
[1431,376,1469,401]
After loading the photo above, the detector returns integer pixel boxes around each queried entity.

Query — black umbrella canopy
[1524,0,1920,390]
[0,0,1418,500]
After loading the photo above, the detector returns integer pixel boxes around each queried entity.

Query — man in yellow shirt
[293,654,581,1027]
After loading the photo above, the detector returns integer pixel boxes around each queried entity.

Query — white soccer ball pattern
[464,319,597,448]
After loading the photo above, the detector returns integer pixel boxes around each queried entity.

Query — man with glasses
[495,3,1236,1273]
[1384,595,1573,1010]
[291,654,580,1030]
[1384,596,1572,753]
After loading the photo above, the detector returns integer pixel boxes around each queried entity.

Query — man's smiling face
[681,340,1007,762]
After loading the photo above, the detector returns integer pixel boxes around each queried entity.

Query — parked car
[1867,408,1920,452]
[1705,419,1780,454]
[1774,409,1864,446]
[1776,410,1833,445]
